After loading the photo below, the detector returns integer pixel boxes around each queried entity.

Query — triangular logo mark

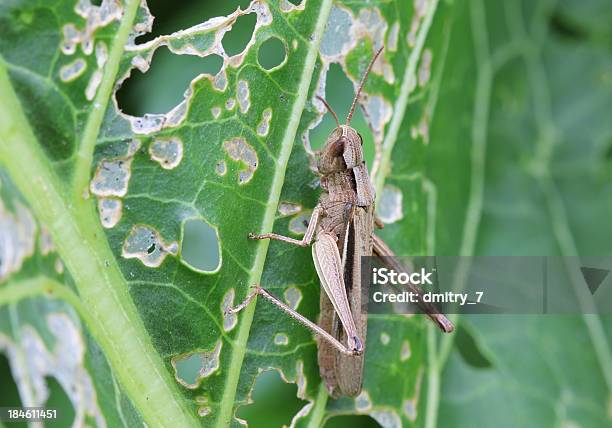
[580,267,609,295]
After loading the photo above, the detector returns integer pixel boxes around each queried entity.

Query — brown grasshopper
[230,47,453,398]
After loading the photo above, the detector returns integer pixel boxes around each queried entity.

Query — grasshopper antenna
[346,46,384,126]
[316,95,340,128]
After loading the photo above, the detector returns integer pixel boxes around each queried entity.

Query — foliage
[0,1,610,427]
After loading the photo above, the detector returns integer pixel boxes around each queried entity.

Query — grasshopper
[230,47,453,398]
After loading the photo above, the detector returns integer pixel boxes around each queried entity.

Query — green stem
[0,61,198,428]
[215,1,333,426]
[306,383,329,428]
[72,0,141,200]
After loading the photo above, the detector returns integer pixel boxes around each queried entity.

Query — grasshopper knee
[350,335,364,355]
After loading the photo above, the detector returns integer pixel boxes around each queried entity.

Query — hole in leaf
[175,354,202,386]
[549,11,587,41]
[44,376,75,427]
[258,37,287,70]
[236,370,307,428]
[324,415,382,428]
[455,325,493,369]
[172,341,222,389]
[180,218,221,273]
[310,63,375,165]
[116,48,223,116]
[222,12,256,56]
[138,0,252,43]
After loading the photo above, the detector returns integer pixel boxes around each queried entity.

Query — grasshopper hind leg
[227,285,361,357]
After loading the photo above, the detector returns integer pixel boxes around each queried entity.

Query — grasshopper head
[317,125,364,175]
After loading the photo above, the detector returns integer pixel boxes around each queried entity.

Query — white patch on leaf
[198,407,211,417]
[221,289,238,332]
[61,0,122,56]
[121,225,178,268]
[284,286,302,310]
[380,332,390,345]
[85,70,103,100]
[278,201,302,217]
[407,0,429,47]
[0,201,37,281]
[59,58,87,82]
[225,98,236,110]
[0,313,106,428]
[215,160,227,176]
[295,360,307,397]
[411,114,430,145]
[362,95,392,139]
[149,137,184,170]
[237,80,250,114]
[131,55,149,72]
[288,211,311,235]
[97,198,122,229]
[377,185,404,224]
[371,410,402,428]
[95,41,108,68]
[223,137,258,184]
[257,108,272,137]
[403,399,417,422]
[274,333,289,346]
[90,158,133,198]
[418,49,432,87]
[320,5,355,60]
[355,390,372,412]
[400,340,411,361]
[280,0,306,13]
[388,22,399,52]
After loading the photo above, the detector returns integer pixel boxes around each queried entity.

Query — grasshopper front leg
[249,206,322,247]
